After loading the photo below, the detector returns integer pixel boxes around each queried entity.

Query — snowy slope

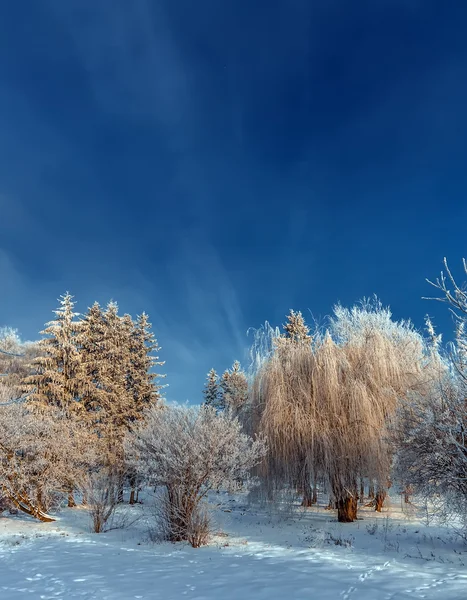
[0,495,466,599]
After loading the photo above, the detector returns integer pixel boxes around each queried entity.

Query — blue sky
[0,1,467,402]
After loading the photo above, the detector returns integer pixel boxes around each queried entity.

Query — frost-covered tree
[0,328,41,403]
[250,299,432,522]
[220,361,248,413]
[79,302,164,502]
[203,368,221,409]
[23,293,84,506]
[127,404,267,546]
[128,312,165,415]
[80,303,163,438]
[25,293,83,413]
[0,401,97,520]
[280,309,312,345]
[393,259,467,536]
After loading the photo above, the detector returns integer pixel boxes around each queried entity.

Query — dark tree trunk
[375,489,386,512]
[301,486,314,507]
[68,490,76,508]
[4,486,55,522]
[129,474,137,504]
[337,496,358,523]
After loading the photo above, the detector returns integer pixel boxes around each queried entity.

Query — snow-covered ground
[1,494,466,599]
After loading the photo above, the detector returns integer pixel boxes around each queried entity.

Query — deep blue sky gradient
[1,1,467,401]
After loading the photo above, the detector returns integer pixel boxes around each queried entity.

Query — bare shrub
[84,467,120,533]
[127,404,267,547]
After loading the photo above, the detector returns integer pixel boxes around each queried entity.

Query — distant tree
[0,328,41,402]
[220,361,248,413]
[280,309,312,346]
[203,368,221,409]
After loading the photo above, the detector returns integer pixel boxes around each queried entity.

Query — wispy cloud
[49,0,194,147]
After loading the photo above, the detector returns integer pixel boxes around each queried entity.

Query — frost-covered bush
[0,402,97,520]
[393,258,467,539]
[127,404,267,546]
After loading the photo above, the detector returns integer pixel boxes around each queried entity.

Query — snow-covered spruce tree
[25,293,82,413]
[126,312,165,503]
[79,302,163,501]
[277,309,312,347]
[126,404,266,547]
[24,293,84,507]
[250,299,432,522]
[220,361,248,413]
[128,312,165,415]
[203,368,221,409]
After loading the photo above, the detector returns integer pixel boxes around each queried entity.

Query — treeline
[2,258,467,546]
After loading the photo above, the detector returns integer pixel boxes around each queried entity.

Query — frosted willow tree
[250,300,432,522]
[276,310,315,505]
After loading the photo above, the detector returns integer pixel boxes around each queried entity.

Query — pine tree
[79,303,164,502]
[282,309,312,345]
[203,368,221,409]
[24,293,84,507]
[26,293,82,413]
[220,361,248,412]
[78,302,130,440]
[127,312,165,418]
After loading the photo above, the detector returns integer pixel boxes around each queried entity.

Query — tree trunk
[4,486,55,523]
[129,489,136,505]
[36,486,45,513]
[117,482,124,504]
[375,489,386,512]
[337,496,358,523]
[301,486,314,507]
[312,482,318,504]
[68,490,76,508]
[368,483,375,499]
[404,485,413,503]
